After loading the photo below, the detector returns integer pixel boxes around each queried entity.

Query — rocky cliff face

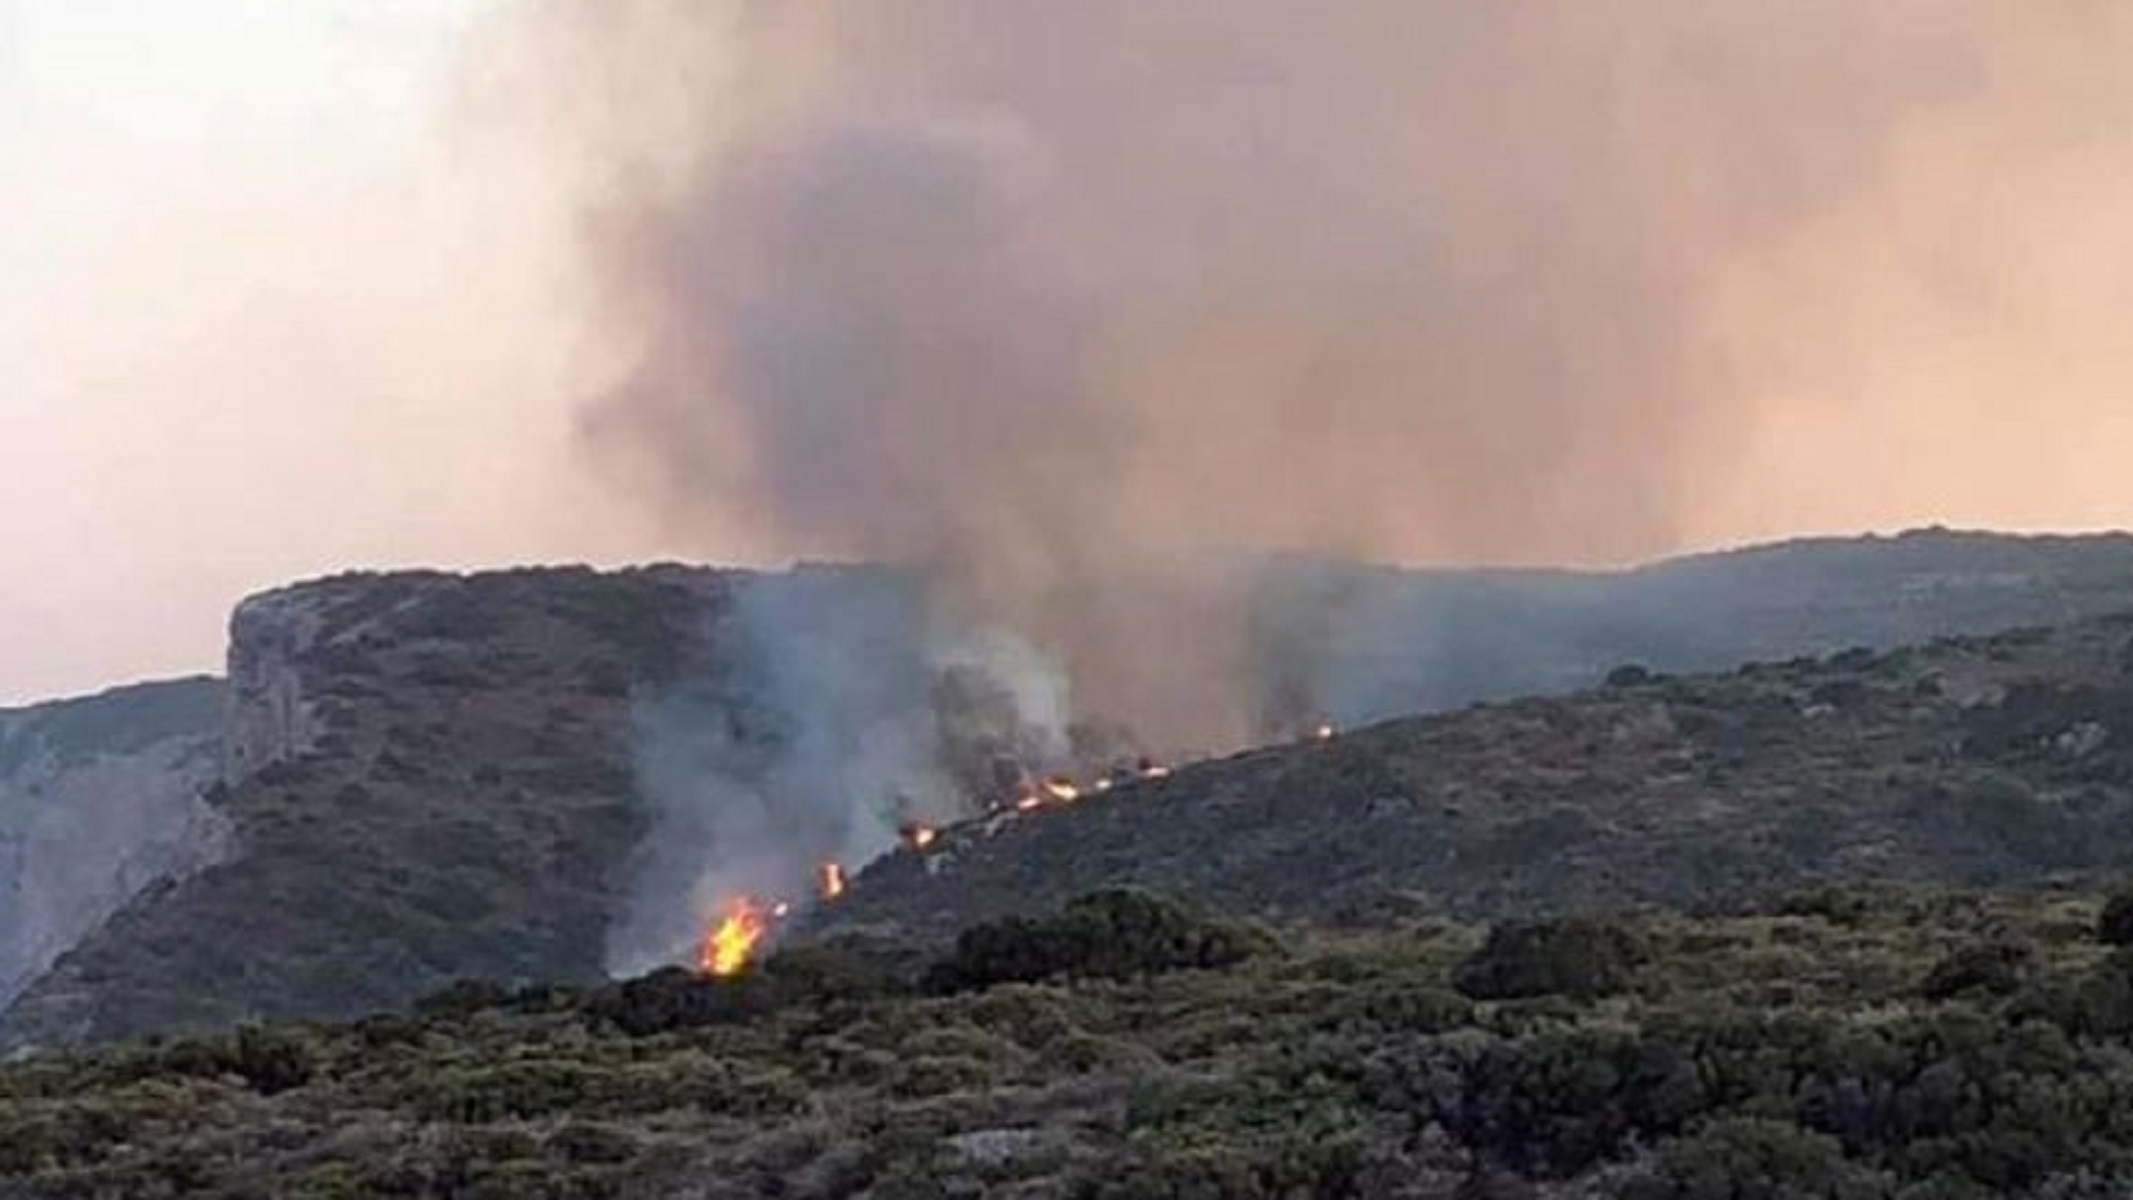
[0,679,226,1012]
[222,587,332,783]
[0,566,730,1051]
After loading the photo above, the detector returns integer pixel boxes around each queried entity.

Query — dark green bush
[411,1059,604,1123]
[925,889,1271,993]
[416,978,514,1019]
[1606,664,1656,688]
[145,1024,318,1095]
[2097,888,2133,946]
[759,936,915,1002]
[1920,939,2033,1001]
[584,967,777,1036]
[1455,919,1646,1001]
[1621,1118,1889,1200]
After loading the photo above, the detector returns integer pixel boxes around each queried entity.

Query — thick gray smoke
[533,1,2035,745]
[486,1,2133,960]
[604,565,1070,973]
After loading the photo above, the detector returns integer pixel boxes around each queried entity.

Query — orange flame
[819,861,847,900]
[1041,776,1080,803]
[904,824,939,850]
[700,896,769,977]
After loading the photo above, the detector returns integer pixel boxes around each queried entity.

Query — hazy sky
[0,0,676,704]
[4,1,2133,705]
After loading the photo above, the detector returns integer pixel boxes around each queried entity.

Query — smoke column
[476,1,2133,954]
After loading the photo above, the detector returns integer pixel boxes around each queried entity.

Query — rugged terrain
[813,612,2133,947]
[12,528,2133,1052]
[1258,527,2133,724]
[0,567,730,1051]
[0,679,226,1011]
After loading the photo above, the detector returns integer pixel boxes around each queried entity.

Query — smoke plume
[481,1,2133,953]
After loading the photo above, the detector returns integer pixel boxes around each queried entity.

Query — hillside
[1261,527,2133,726]
[0,568,729,1051]
[813,612,2133,947]
[11,528,2133,1052]
[0,679,226,1011]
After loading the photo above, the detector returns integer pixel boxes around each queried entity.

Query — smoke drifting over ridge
[483,2,2133,954]
[508,0,2133,752]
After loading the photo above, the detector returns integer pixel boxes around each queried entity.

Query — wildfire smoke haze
[492,0,2133,752]
[472,2,2133,967]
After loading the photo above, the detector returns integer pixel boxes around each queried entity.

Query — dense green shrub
[2097,888,2133,946]
[583,967,777,1036]
[1920,939,2034,1001]
[1455,919,1647,1001]
[925,889,1271,993]
[1622,1118,1890,1200]
[1605,664,1656,688]
[411,1059,605,1123]
[144,1024,318,1094]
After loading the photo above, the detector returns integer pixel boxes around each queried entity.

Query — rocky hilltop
[11,528,2133,1050]
[0,679,225,1011]
[0,567,730,1050]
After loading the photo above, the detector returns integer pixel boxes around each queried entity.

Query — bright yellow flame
[1314,722,1336,741]
[700,896,768,977]
[819,861,847,900]
[1041,776,1080,803]
[907,824,938,850]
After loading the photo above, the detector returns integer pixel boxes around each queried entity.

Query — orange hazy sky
[3,1,2132,704]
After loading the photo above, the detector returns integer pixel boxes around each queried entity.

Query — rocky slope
[0,679,225,1012]
[11,528,2133,1050]
[0,567,730,1051]
[813,611,2133,946]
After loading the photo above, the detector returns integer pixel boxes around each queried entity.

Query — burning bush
[588,939,915,1037]
[924,888,1272,993]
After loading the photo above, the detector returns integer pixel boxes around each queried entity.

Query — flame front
[700,896,769,977]
[819,861,847,900]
